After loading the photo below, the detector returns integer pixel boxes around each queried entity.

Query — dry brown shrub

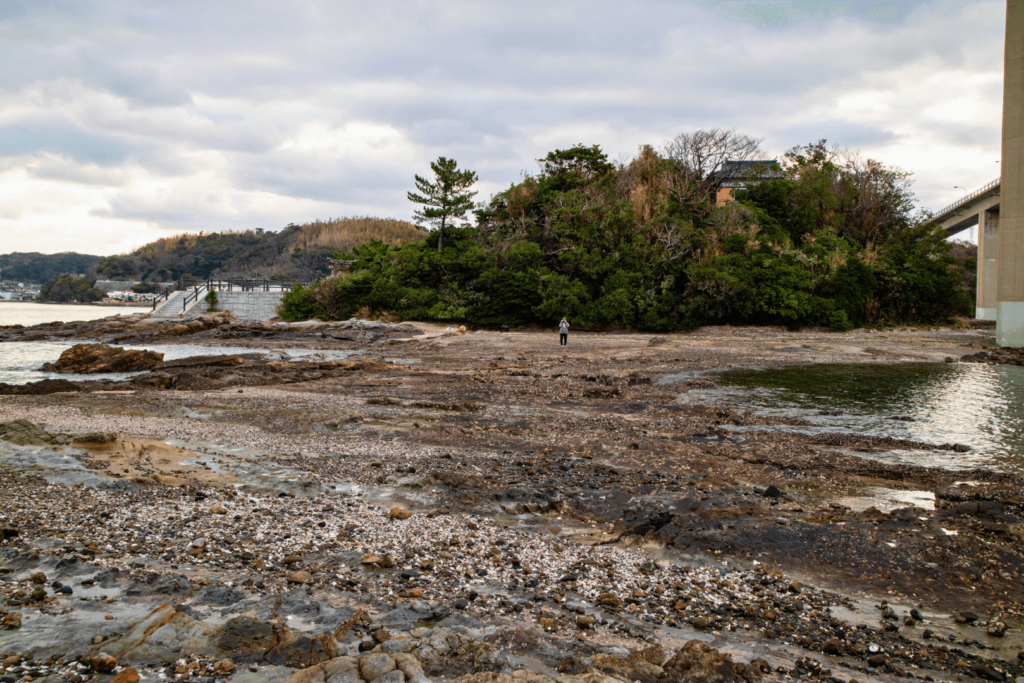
[294,217,427,253]
[507,178,538,220]
[620,145,669,223]
[373,310,401,323]
[310,279,347,320]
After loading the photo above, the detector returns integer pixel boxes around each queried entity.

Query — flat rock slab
[0,443,139,492]
[230,667,296,683]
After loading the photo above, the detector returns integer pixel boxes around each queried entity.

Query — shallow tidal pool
[681,362,1024,474]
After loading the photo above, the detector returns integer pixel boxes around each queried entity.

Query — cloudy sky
[0,0,1005,255]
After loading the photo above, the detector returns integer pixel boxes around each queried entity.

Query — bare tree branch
[663,128,768,183]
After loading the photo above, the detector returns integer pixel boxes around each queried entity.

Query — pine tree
[407,157,478,251]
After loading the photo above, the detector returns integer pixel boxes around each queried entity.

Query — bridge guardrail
[151,289,172,311]
[934,178,1000,219]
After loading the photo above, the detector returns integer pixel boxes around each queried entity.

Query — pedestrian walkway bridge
[150,279,306,322]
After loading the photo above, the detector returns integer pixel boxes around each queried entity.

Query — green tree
[38,274,104,303]
[275,140,970,330]
[407,157,478,252]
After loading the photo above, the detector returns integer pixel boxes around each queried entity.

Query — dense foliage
[280,138,970,329]
[949,241,978,313]
[94,218,425,283]
[0,252,100,284]
[38,274,105,303]
[130,282,161,293]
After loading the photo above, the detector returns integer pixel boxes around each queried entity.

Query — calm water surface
[0,303,359,384]
[0,302,149,326]
[671,363,1024,474]
[0,342,359,385]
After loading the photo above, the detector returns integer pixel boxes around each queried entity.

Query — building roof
[710,159,784,187]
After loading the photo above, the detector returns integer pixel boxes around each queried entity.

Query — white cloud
[0,0,1006,255]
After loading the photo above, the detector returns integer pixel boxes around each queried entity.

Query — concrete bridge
[934,0,1021,345]
[996,0,1023,345]
[934,179,1001,320]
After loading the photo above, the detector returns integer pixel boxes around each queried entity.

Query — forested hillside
[280,136,971,329]
[0,252,100,283]
[94,217,425,283]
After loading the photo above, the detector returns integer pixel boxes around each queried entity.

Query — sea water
[0,302,151,327]
[0,341,360,385]
[669,362,1024,474]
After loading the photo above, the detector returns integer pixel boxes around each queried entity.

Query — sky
[0,0,1006,256]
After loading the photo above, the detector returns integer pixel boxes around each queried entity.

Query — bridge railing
[935,178,1000,219]
[179,279,309,312]
[151,289,172,311]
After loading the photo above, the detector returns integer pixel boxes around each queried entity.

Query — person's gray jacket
[559,320,569,334]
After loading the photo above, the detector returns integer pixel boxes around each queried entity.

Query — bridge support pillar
[996,0,1024,346]
[977,209,999,320]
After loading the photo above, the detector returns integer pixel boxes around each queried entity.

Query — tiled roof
[710,160,783,183]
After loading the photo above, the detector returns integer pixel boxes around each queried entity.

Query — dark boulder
[41,343,163,374]
[658,639,763,683]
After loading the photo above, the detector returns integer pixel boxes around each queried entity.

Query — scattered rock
[660,639,763,683]
[88,654,118,673]
[284,656,361,683]
[73,431,118,444]
[360,652,397,682]
[821,639,842,655]
[974,664,1005,681]
[988,621,1008,637]
[576,615,596,629]
[110,668,140,683]
[287,570,313,584]
[389,507,414,520]
[265,630,341,669]
[214,659,236,674]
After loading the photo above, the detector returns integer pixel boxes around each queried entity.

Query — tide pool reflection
[693,363,1024,474]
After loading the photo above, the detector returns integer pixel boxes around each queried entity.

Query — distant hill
[94,217,427,283]
[0,252,101,284]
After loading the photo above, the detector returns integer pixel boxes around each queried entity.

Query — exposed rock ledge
[41,343,164,374]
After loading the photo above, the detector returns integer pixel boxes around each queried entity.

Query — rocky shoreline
[1,314,1022,683]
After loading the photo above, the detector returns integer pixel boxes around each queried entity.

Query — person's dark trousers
[560,333,567,346]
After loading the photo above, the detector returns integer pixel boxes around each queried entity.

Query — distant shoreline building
[0,280,40,301]
[710,159,784,206]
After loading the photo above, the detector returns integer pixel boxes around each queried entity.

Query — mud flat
[1,316,1023,683]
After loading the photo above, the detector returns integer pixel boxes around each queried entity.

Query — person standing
[559,317,569,347]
